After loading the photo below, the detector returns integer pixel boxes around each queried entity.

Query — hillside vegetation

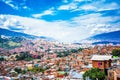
[0,36,22,49]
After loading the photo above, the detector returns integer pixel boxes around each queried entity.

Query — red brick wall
[92,60,111,69]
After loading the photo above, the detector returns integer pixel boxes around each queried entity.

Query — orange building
[91,55,112,69]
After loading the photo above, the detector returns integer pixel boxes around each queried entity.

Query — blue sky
[0,0,120,42]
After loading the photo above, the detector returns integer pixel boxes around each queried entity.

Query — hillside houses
[0,43,120,79]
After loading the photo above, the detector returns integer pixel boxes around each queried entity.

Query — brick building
[91,55,112,69]
[91,55,112,75]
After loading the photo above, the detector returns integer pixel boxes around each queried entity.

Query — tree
[28,67,46,73]
[25,57,33,61]
[0,57,5,61]
[83,68,105,80]
[56,48,84,57]
[112,49,120,57]
[14,68,22,74]
[16,51,33,61]
[14,68,26,74]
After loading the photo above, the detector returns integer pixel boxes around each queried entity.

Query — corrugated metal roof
[91,55,112,61]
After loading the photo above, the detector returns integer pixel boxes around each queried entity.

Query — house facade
[108,68,120,80]
[91,55,112,69]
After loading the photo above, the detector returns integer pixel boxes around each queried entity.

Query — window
[98,62,102,67]
[109,72,112,76]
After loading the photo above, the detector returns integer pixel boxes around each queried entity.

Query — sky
[0,0,120,42]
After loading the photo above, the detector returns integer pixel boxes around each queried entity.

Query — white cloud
[91,27,120,35]
[0,0,120,43]
[23,6,28,9]
[58,2,78,10]
[58,0,120,12]
[74,0,93,2]
[98,2,120,11]
[80,5,97,11]
[72,13,111,24]
[58,5,70,10]
[79,2,120,11]
[0,15,25,31]
[63,0,68,3]
[74,0,84,2]
[1,0,20,10]
[1,0,30,10]
[58,0,96,11]
[0,14,120,42]
[71,13,120,36]
[32,8,54,18]
[0,15,85,42]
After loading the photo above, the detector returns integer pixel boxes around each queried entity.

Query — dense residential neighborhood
[0,0,120,79]
[0,36,120,80]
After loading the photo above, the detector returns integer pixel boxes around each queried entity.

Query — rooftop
[91,55,112,61]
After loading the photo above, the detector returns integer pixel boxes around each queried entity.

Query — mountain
[0,28,55,49]
[0,28,37,49]
[85,30,120,45]
[0,28,55,41]
[0,28,38,39]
